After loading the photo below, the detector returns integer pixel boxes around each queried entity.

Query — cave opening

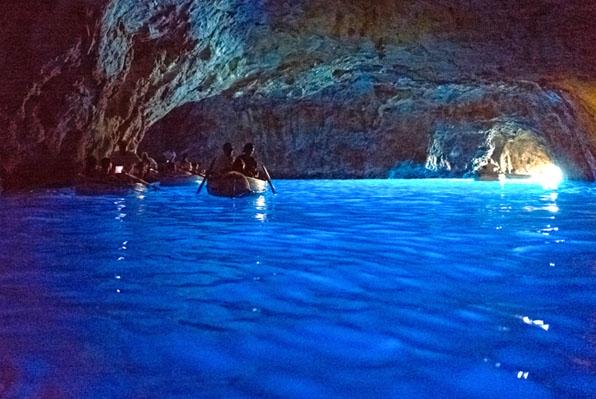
[137,95,574,185]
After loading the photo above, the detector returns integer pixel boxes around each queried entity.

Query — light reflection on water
[0,179,595,398]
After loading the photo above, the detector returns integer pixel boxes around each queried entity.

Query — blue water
[0,179,594,398]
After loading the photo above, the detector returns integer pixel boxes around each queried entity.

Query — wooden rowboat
[474,173,532,182]
[207,171,267,198]
[159,173,201,186]
[75,176,146,196]
[474,173,504,181]
[504,173,532,180]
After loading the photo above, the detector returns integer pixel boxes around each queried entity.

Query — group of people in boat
[159,150,203,176]
[81,140,204,187]
[212,142,262,179]
[475,158,533,181]
[476,158,502,180]
[80,139,263,190]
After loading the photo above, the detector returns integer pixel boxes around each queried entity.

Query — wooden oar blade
[197,158,216,194]
[262,164,276,194]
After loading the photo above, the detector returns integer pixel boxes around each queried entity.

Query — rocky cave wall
[1,0,596,187]
[142,67,596,179]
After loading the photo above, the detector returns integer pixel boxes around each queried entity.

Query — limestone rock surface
[143,75,596,179]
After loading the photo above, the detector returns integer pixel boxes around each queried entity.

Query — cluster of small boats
[75,170,273,198]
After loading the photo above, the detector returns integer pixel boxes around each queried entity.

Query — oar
[123,172,160,190]
[197,158,216,194]
[262,164,276,194]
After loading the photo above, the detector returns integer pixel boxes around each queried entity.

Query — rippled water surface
[0,179,595,398]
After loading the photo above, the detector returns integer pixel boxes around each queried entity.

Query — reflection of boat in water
[207,172,267,198]
[159,173,202,186]
[75,176,147,196]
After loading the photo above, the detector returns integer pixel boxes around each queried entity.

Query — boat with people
[474,159,505,181]
[198,141,276,198]
[474,172,533,182]
[504,173,532,180]
[158,172,202,186]
[206,171,268,197]
[74,176,147,196]
[474,172,504,181]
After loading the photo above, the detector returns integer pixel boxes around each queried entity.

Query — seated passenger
[110,140,141,174]
[132,161,147,179]
[99,157,114,176]
[480,159,501,176]
[236,142,259,177]
[83,155,99,177]
[178,153,193,173]
[141,152,158,171]
[232,157,246,174]
[161,150,177,174]
[137,152,158,181]
[212,142,235,177]
[192,161,203,175]
[163,150,176,163]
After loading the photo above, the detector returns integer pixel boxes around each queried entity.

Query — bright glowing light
[531,164,564,189]
[492,164,563,190]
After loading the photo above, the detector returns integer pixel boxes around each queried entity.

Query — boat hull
[75,181,146,196]
[505,174,532,180]
[207,172,267,197]
[475,173,532,182]
[159,173,201,186]
[474,173,503,181]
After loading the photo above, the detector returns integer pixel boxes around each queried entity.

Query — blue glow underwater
[0,179,595,398]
